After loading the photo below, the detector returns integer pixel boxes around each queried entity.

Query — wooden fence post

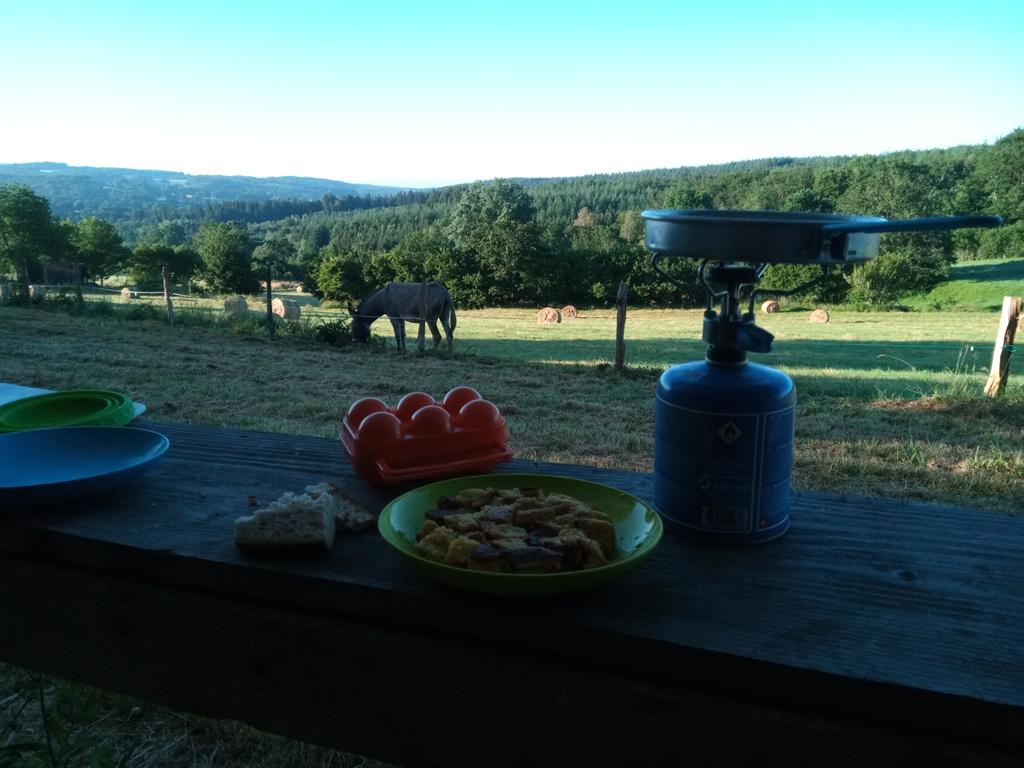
[162,265,175,326]
[20,257,31,300]
[983,295,1021,398]
[265,266,276,339]
[73,262,84,312]
[614,281,629,371]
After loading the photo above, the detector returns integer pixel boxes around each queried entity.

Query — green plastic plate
[378,473,663,596]
[0,389,136,432]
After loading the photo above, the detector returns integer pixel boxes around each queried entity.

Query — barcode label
[701,505,750,531]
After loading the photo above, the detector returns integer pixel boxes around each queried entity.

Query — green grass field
[86,280,1019,401]
[2,285,1023,767]
[451,307,1005,399]
[903,257,1024,311]
[1,300,1020,506]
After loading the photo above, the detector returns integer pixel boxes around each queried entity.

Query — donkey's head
[347,301,372,342]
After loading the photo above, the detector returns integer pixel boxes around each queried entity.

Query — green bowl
[0,389,136,432]
[378,473,663,596]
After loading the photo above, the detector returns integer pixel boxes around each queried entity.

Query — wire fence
[49,286,629,322]
[3,281,1005,356]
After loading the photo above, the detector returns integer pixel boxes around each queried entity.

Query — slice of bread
[303,482,375,532]
[235,490,336,551]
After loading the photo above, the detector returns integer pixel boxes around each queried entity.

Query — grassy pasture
[1,298,1023,766]
[1,302,1020,506]
[903,257,1024,311]
[89,287,1015,399]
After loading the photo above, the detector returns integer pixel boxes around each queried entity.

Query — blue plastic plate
[0,427,170,509]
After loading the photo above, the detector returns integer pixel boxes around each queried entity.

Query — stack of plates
[0,426,170,507]
[0,389,137,433]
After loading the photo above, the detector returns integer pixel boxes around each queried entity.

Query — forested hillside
[0,162,412,222]
[248,130,1023,307]
[2,129,1022,309]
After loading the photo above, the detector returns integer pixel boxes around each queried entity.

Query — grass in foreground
[0,666,387,767]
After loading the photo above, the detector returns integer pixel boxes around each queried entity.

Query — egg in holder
[341,387,513,486]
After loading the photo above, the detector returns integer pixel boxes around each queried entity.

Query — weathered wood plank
[1,419,1021,762]
[0,556,1016,768]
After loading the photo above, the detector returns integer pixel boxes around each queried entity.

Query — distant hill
[0,156,853,226]
[0,162,420,220]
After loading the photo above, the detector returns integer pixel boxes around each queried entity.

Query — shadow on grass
[454,335,990,369]
[951,260,1024,282]
[385,337,1020,403]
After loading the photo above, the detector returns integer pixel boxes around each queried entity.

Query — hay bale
[561,304,579,319]
[224,296,249,316]
[761,300,781,314]
[809,309,830,324]
[28,285,47,301]
[272,297,301,320]
[537,307,561,324]
[120,287,140,301]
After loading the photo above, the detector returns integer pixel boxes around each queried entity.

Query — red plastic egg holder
[341,387,513,486]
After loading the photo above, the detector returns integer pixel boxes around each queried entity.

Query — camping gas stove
[641,209,1002,543]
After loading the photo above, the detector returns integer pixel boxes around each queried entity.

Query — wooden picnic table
[0,420,1020,767]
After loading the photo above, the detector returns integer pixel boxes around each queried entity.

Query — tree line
[2,129,1021,307]
[0,184,294,296]
[249,130,1023,307]
[271,130,1024,307]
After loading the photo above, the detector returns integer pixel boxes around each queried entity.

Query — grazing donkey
[347,281,457,352]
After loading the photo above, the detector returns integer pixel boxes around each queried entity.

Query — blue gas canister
[655,358,795,543]
[652,264,796,544]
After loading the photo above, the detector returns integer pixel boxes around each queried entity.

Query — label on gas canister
[654,397,794,540]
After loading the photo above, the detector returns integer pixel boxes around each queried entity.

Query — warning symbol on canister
[717,421,743,445]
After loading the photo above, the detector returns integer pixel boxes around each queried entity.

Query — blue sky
[1,0,1021,187]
